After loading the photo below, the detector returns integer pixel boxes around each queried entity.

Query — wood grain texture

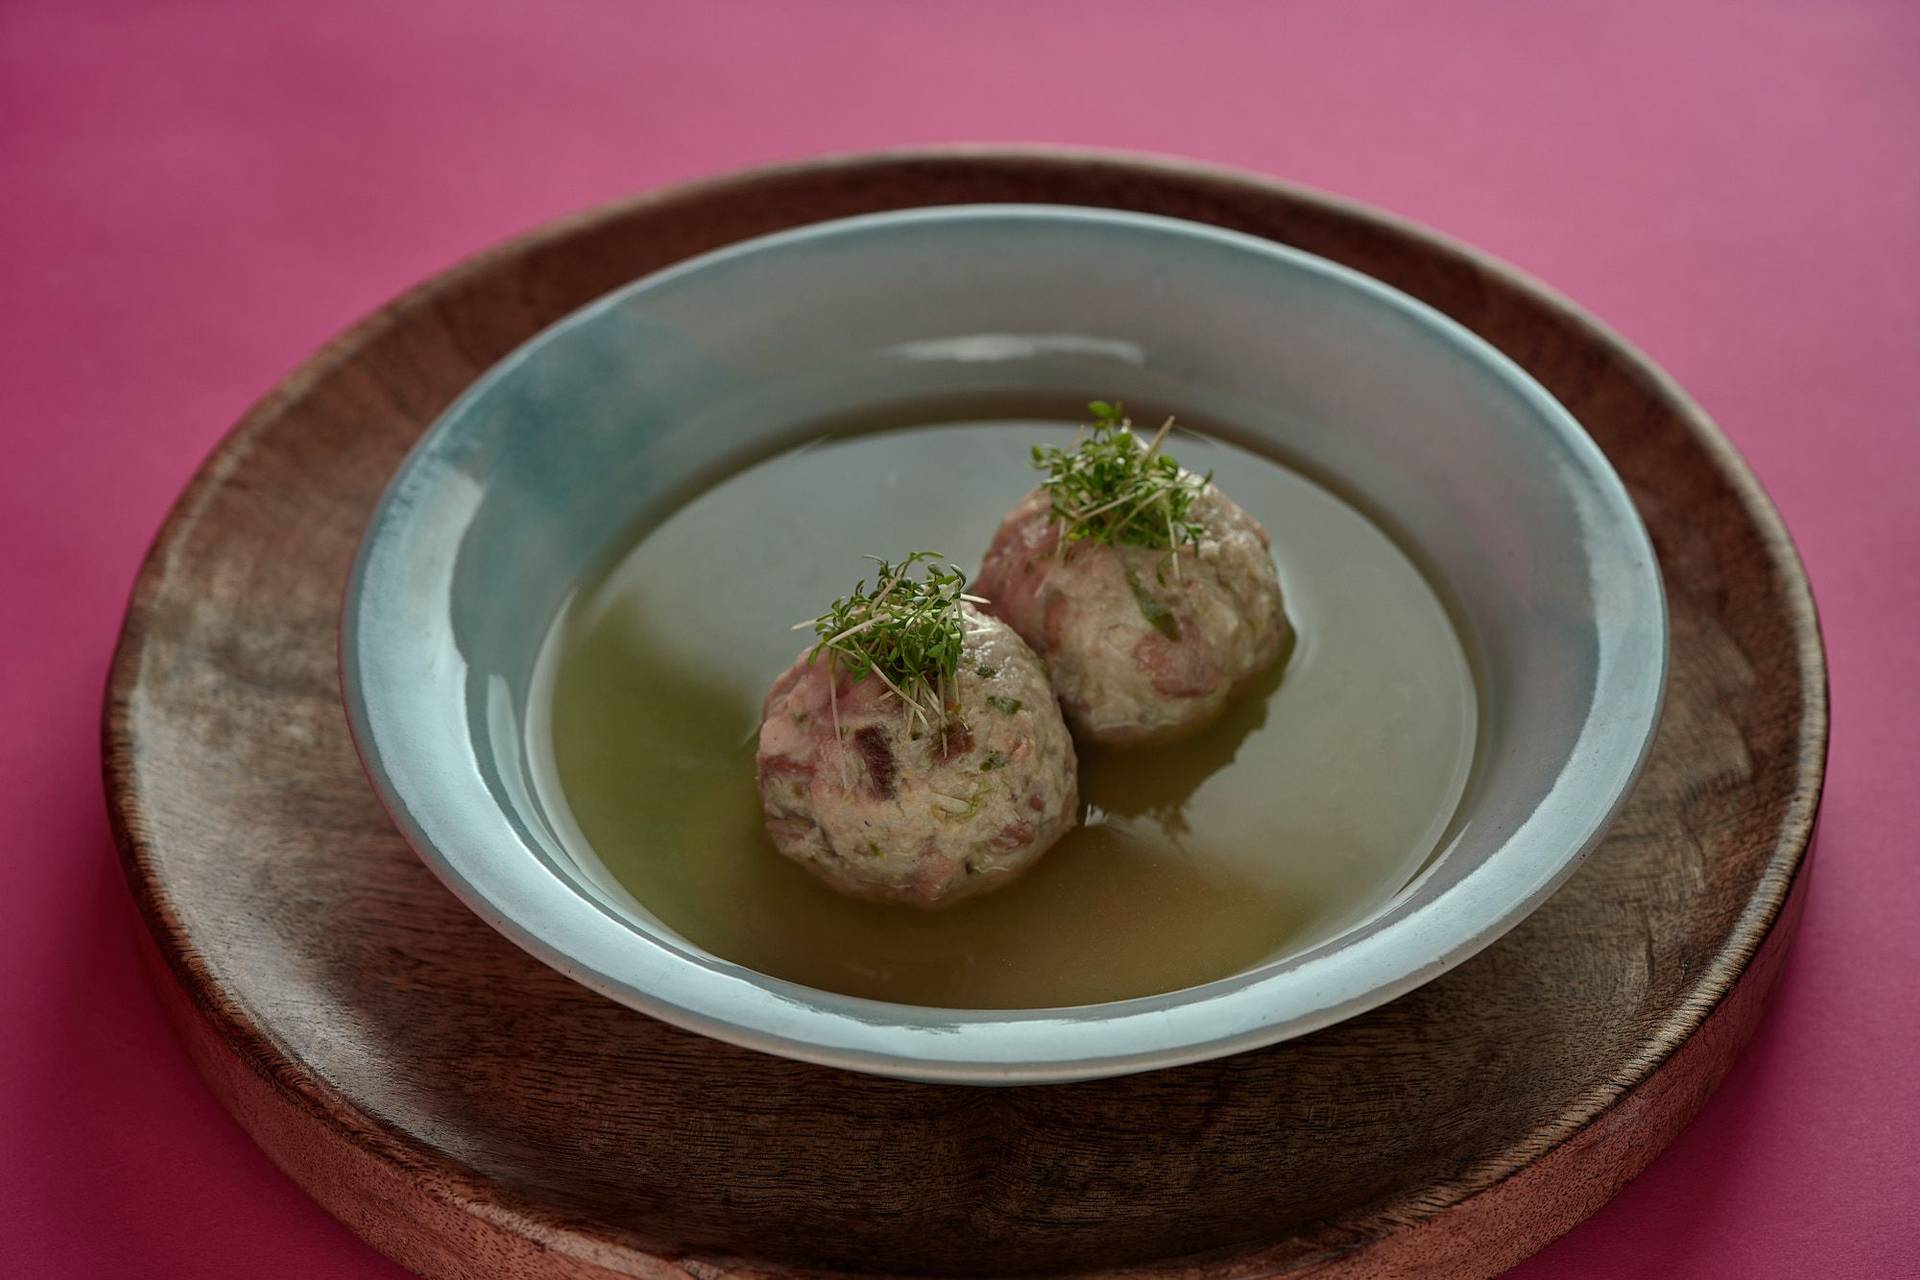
[103,148,1827,1279]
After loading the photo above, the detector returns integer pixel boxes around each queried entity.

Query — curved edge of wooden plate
[103,145,1829,1280]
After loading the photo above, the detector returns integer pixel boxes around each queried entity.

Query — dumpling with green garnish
[976,404,1291,746]
[755,555,1079,908]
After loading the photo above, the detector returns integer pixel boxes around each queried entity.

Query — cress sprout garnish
[1031,401,1211,563]
[796,552,984,733]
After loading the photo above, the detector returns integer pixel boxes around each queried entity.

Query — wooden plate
[104,148,1827,1279]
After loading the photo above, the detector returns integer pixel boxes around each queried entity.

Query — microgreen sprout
[795,552,986,735]
[1031,401,1212,573]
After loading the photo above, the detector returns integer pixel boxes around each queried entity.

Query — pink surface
[3,1,1915,1275]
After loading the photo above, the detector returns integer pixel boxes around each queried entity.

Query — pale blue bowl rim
[341,203,1667,1084]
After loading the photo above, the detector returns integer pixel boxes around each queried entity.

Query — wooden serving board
[104,149,1826,1279]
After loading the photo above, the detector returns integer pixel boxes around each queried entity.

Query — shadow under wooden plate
[103,148,1827,1279]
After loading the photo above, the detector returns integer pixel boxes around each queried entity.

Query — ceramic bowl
[342,205,1666,1084]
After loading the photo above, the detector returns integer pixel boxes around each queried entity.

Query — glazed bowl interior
[343,205,1665,1083]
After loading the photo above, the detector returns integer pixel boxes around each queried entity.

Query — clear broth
[530,418,1477,1008]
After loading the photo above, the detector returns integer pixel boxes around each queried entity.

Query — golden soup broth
[530,419,1476,1008]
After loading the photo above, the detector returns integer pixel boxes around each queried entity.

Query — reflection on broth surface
[531,418,1476,1008]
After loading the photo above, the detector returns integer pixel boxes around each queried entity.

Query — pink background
[4,2,1916,1275]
